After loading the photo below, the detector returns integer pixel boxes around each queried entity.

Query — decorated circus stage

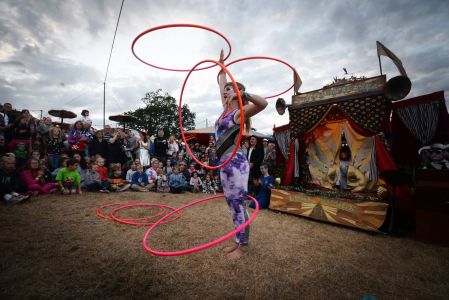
[270,74,411,232]
[270,56,449,236]
[270,188,389,232]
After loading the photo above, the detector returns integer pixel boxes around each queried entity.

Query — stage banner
[270,189,388,232]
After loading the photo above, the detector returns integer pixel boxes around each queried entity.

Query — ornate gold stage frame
[270,189,389,232]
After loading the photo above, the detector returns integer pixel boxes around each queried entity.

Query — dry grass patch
[1,192,448,299]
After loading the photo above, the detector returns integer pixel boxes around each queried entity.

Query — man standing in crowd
[103,125,112,143]
[247,135,264,184]
[0,103,13,143]
[154,128,168,166]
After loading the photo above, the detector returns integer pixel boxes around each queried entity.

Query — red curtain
[375,136,414,223]
[282,139,296,185]
[344,118,414,223]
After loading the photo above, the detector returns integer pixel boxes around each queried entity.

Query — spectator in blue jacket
[131,165,150,192]
[169,165,186,193]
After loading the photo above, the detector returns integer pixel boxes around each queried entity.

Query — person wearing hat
[263,141,276,172]
[262,138,269,157]
[429,143,446,170]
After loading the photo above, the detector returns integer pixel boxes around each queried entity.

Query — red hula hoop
[96,203,137,221]
[131,24,232,72]
[217,56,300,99]
[179,59,244,170]
[110,203,182,227]
[143,194,259,256]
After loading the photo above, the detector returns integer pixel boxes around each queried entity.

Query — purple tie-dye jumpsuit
[215,109,250,245]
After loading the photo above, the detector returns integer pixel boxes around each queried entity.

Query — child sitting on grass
[96,157,108,180]
[108,164,130,192]
[96,157,110,192]
[156,168,170,193]
[131,165,150,192]
[82,163,102,192]
[202,174,217,194]
[51,157,69,179]
[213,174,222,193]
[189,171,202,193]
[55,158,81,195]
[169,165,186,194]
[125,162,136,184]
[163,158,173,175]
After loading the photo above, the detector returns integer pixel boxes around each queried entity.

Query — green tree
[124,89,196,136]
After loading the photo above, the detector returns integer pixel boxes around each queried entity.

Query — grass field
[1,192,448,299]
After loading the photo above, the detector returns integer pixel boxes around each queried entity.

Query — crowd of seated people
[0,103,276,205]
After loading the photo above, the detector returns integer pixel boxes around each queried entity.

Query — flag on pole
[376,41,407,77]
[293,70,302,94]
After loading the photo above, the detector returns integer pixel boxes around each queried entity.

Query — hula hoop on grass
[110,203,182,227]
[217,56,300,99]
[143,194,259,256]
[131,24,232,72]
[96,203,139,221]
[179,59,244,170]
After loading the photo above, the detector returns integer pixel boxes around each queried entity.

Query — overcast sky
[1,0,448,133]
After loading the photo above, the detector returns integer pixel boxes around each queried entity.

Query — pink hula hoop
[179,59,244,170]
[218,56,300,99]
[110,203,181,227]
[143,194,259,256]
[131,24,232,72]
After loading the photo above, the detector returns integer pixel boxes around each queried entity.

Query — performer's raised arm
[218,49,228,108]
[235,92,268,123]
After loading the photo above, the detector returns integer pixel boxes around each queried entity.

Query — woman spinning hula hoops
[216,50,268,260]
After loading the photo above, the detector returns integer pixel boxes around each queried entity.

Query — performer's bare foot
[226,245,248,261]
[221,243,238,253]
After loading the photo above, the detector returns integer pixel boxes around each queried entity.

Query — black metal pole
[103,82,106,129]
[378,55,383,75]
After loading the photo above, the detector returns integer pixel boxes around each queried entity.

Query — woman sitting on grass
[20,158,57,195]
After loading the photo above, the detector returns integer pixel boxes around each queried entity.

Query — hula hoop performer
[216,50,268,260]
